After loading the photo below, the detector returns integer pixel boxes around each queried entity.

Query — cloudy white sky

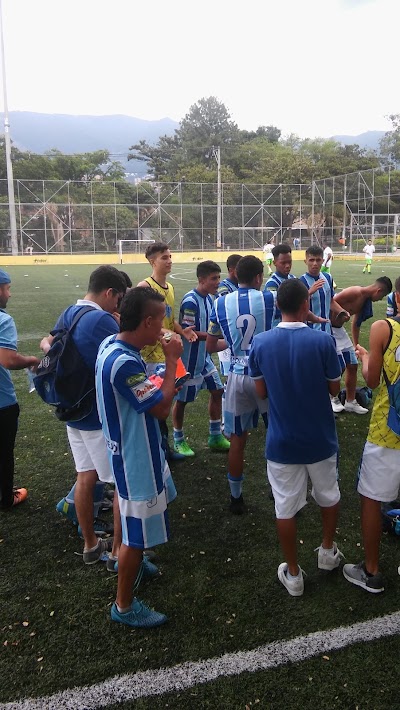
[1,0,398,138]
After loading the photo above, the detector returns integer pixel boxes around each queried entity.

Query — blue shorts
[118,467,177,549]
[176,363,223,403]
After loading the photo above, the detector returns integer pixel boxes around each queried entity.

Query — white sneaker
[331,396,345,414]
[277,562,304,597]
[344,399,368,415]
[315,543,344,570]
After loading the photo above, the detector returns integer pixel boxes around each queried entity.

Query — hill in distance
[1,112,387,178]
[1,111,180,177]
[331,130,385,152]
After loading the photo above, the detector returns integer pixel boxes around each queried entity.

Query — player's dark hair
[272,243,292,259]
[277,278,309,314]
[145,242,169,260]
[236,255,264,284]
[375,276,392,296]
[305,245,323,258]
[119,287,164,331]
[118,270,132,289]
[88,265,127,295]
[196,260,221,279]
[226,254,242,270]
[395,277,400,294]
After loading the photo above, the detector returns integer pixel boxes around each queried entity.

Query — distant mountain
[1,111,180,177]
[332,130,386,152]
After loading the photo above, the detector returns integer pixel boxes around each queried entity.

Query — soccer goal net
[117,239,155,264]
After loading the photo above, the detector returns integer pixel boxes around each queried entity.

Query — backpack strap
[383,317,400,388]
[63,305,96,332]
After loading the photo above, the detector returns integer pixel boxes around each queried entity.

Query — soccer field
[1,260,400,709]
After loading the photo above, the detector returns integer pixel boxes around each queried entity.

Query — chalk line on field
[3,611,400,710]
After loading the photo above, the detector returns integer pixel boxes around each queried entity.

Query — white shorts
[332,326,358,365]
[218,348,231,377]
[119,469,177,549]
[267,453,340,519]
[67,427,113,483]
[224,373,268,436]
[357,441,400,502]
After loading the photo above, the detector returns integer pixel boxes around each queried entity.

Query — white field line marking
[3,611,400,710]
[169,270,196,282]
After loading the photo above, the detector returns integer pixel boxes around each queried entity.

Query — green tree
[379,114,400,166]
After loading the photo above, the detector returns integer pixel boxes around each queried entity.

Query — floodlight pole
[212,146,222,248]
[0,0,17,255]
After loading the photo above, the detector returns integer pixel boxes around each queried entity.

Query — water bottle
[26,368,36,393]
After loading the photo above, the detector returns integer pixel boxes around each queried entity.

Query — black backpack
[34,306,95,422]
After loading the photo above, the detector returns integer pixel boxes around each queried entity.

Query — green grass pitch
[1,259,400,708]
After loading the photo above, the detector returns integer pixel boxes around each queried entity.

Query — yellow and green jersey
[368,318,400,450]
[140,277,175,364]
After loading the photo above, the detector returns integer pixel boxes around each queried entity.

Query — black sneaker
[229,494,245,515]
[343,561,384,593]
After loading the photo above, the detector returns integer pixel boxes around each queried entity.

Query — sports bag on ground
[34,306,95,422]
[338,386,372,408]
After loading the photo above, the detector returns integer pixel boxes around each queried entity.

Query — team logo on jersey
[131,379,158,402]
[165,305,172,317]
[106,439,119,455]
[126,373,146,387]
[182,309,196,327]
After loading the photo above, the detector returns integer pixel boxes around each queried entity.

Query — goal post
[117,239,155,264]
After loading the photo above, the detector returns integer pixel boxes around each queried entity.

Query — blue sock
[227,473,243,499]
[209,419,221,437]
[173,428,184,443]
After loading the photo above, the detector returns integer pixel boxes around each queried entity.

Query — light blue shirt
[0,310,17,409]
[208,288,275,375]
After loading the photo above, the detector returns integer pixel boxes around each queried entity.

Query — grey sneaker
[277,562,304,597]
[343,562,384,593]
[344,399,368,415]
[315,543,344,570]
[83,537,113,565]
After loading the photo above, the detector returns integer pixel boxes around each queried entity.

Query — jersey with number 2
[208,287,275,375]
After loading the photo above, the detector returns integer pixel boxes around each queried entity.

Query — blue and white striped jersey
[300,272,334,334]
[217,278,239,298]
[179,289,214,377]
[264,272,296,327]
[96,335,165,501]
[208,288,275,375]
[387,292,398,318]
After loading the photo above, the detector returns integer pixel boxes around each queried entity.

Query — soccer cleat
[83,537,113,565]
[229,494,245,515]
[315,543,344,570]
[168,448,187,461]
[173,440,195,457]
[78,518,114,538]
[12,488,28,507]
[331,396,345,414]
[343,562,384,593]
[110,599,167,628]
[56,497,79,524]
[208,434,230,451]
[277,562,305,597]
[344,399,368,415]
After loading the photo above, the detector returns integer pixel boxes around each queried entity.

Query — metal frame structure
[0,167,399,255]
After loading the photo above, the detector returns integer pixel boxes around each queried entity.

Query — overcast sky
[1,0,398,138]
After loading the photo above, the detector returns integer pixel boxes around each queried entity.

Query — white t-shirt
[323,246,333,268]
[263,243,273,256]
[363,244,375,259]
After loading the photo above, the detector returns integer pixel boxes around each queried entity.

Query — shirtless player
[330,277,392,414]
